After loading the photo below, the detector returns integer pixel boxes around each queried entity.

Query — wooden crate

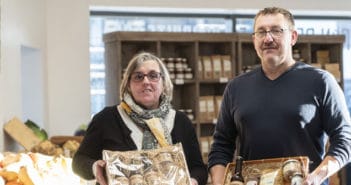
[223,156,309,185]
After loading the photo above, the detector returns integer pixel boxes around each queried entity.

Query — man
[208,7,351,185]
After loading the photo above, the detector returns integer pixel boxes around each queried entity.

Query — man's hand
[210,164,226,185]
[303,156,340,185]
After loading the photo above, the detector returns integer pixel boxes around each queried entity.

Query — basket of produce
[223,156,309,185]
[103,143,191,185]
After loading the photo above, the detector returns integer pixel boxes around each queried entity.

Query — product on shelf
[198,58,204,79]
[161,57,193,80]
[202,56,213,79]
[199,55,233,80]
[325,63,341,82]
[198,96,222,122]
[293,49,304,62]
[316,50,330,65]
[214,96,223,118]
[221,55,232,79]
[212,55,222,79]
[199,137,210,164]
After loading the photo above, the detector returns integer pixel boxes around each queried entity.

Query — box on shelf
[316,50,330,58]
[199,96,221,122]
[310,63,322,69]
[198,58,204,79]
[214,96,223,118]
[325,63,341,82]
[206,96,216,121]
[202,56,213,79]
[316,50,330,65]
[211,55,222,79]
[221,55,232,79]
[199,97,208,122]
[200,137,211,164]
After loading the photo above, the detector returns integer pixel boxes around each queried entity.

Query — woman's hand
[191,178,199,185]
[92,160,107,185]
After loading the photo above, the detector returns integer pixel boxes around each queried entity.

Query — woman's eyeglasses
[131,71,163,82]
[252,28,288,39]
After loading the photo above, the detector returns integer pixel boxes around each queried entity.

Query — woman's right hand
[93,160,107,185]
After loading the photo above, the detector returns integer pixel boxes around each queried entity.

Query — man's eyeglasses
[131,71,163,82]
[252,28,288,39]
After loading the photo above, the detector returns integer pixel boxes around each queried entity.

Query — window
[90,12,351,116]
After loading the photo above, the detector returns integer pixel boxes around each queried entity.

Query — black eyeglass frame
[130,71,163,82]
[252,28,289,39]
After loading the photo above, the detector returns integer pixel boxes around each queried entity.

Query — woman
[72,52,208,185]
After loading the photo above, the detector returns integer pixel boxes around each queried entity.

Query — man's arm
[210,164,227,185]
[304,155,340,185]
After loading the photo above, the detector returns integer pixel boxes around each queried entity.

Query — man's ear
[291,30,298,46]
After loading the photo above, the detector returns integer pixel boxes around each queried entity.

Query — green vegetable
[24,119,40,130]
[24,119,48,141]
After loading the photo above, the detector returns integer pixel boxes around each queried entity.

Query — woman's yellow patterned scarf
[121,93,172,149]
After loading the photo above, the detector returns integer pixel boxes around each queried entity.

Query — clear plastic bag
[103,143,191,185]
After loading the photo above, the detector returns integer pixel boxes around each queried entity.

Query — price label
[219,77,228,83]
[174,79,184,85]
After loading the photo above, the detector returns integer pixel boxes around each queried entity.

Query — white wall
[0,0,47,150]
[0,0,90,151]
[1,0,351,151]
[21,46,45,128]
[46,1,90,137]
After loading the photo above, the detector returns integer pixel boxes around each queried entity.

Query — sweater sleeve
[320,72,351,167]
